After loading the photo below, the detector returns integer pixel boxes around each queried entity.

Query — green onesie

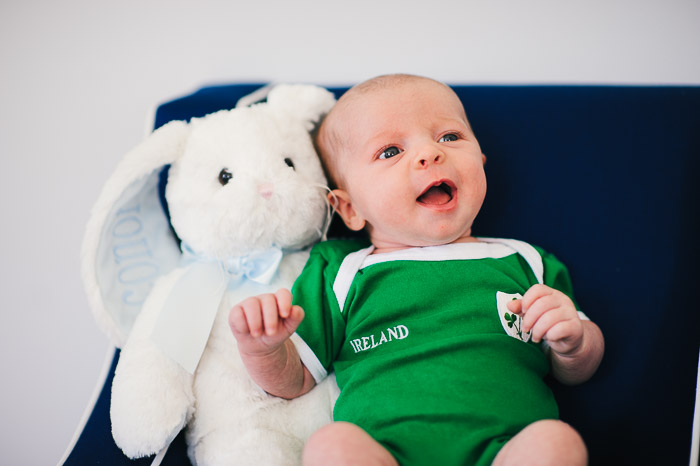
[290,238,580,465]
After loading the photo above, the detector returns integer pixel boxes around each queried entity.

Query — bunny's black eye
[218,168,233,185]
[284,158,295,170]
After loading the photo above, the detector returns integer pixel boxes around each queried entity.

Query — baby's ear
[328,189,366,232]
[266,84,337,131]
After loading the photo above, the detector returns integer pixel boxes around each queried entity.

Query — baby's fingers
[506,298,523,315]
[238,297,265,337]
[521,284,555,309]
[521,293,560,333]
[542,319,584,355]
[228,304,250,335]
[528,307,567,342]
[274,288,294,319]
[283,305,305,334]
[260,293,282,336]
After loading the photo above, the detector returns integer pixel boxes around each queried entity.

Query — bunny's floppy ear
[81,120,191,347]
[264,84,337,131]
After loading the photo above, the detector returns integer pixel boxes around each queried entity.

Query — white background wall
[1,0,698,464]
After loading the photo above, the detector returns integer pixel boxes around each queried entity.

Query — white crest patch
[496,291,531,342]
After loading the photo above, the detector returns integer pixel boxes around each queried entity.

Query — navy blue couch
[63,83,700,465]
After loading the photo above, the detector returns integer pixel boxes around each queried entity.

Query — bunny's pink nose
[258,183,274,199]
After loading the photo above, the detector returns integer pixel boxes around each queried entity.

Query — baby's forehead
[321,78,470,146]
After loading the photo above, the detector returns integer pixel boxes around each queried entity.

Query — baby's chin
[370,230,476,254]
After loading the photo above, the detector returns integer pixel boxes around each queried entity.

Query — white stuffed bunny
[81,84,339,465]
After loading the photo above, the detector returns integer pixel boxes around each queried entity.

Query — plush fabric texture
[67,84,700,466]
[78,84,340,465]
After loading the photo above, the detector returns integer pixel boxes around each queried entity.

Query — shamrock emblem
[496,291,531,342]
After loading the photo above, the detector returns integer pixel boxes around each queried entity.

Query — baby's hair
[349,73,451,96]
[312,117,343,190]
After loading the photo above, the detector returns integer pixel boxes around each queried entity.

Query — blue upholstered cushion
[66,84,700,466]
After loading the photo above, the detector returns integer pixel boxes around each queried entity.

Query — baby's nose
[415,151,444,168]
[258,183,274,199]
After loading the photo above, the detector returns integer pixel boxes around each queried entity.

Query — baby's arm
[507,284,604,385]
[229,288,316,399]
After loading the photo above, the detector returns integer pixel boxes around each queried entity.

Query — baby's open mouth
[417,181,455,206]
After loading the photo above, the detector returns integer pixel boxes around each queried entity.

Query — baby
[229,74,604,465]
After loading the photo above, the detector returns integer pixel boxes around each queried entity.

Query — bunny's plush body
[82,85,339,465]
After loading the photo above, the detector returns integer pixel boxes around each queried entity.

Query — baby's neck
[370,235,480,255]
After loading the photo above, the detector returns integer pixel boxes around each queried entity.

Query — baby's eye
[439,133,459,143]
[379,146,401,160]
[218,168,233,186]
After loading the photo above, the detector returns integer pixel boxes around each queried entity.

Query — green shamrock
[503,312,523,340]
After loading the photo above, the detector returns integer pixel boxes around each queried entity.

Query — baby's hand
[506,284,583,356]
[229,288,304,356]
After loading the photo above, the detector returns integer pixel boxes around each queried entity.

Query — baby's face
[331,80,487,251]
